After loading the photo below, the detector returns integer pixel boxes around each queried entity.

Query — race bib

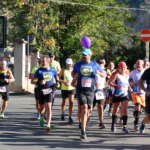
[42,88,52,95]
[81,77,92,88]
[95,90,105,100]
[0,86,6,93]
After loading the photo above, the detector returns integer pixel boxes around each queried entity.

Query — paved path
[0,92,150,150]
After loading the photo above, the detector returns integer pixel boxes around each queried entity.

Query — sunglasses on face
[82,54,88,57]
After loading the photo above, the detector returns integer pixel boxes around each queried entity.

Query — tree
[1,0,134,64]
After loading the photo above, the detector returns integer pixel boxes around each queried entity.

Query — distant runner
[0,60,15,118]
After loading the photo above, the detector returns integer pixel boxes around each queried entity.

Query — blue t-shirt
[34,67,57,89]
[73,61,102,91]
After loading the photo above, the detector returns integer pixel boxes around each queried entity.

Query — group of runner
[1,48,150,140]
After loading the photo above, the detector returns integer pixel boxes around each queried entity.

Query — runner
[49,53,61,74]
[30,58,41,120]
[93,57,107,129]
[0,59,15,118]
[139,62,150,134]
[108,61,130,133]
[129,59,145,132]
[59,58,75,124]
[49,53,61,106]
[105,61,115,116]
[72,48,102,140]
[32,56,59,129]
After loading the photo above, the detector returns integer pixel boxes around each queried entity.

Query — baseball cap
[81,48,92,55]
[118,61,127,68]
[66,58,73,64]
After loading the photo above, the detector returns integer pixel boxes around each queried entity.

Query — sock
[122,115,128,126]
[133,111,141,126]
[112,115,117,125]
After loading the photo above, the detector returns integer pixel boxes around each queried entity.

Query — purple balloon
[81,36,91,48]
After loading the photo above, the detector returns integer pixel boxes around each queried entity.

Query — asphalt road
[0,92,150,150]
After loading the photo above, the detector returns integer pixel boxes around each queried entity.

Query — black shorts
[61,90,75,99]
[0,92,9,101]
[106,88,114,98]
[145,96,150,114]
[112,95,129,103]
[38,88,53,105]
[78,90,94,108]
[34,87,40,100]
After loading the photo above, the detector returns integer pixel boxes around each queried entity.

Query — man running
[0,59,15,118]
[139,62,150,133]
[129,59,145,132]
[32,56,59,129]
[72,48,102,140]
[93,57,107,129]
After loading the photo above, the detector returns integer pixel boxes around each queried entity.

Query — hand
[4,79,9,83]
[40,80,46,85]
[56,82,60,88]
[146,91,150,96]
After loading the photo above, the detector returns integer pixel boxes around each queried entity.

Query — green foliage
[0,0,145,66]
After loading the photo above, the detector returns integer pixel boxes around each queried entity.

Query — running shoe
[107,111,112,117]
[36,112,40,120]
[0,113,5,119]
[99,123,106,129]
[61,114,65,121]
[111,124,116,132]
[122,126,129,134]
[40,119,45,127]
[104,104,110,113]
[68,117,73,124]
[134,125,139,132]
[140,123,145,134]
[79,123,81,129]
[80,131,87,140]
[46,123,51,129]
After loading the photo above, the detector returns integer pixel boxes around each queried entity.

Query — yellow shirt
[50,60,61,73]
[61,69,74,91]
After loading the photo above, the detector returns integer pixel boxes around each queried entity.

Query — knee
[81,105,88,114]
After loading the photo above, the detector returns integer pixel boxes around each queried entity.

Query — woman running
[109,61,130,133]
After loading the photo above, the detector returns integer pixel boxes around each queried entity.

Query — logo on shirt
[80,66,93,76]
[43,72,52,81]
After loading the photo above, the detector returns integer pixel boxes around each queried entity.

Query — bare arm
[138,79,147,92]
[6,70,15,83]
[108,73,118,87]
[97,70,107,78]
[71,73,78,87]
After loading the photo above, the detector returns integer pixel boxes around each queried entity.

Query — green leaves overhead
[1,0,135,63]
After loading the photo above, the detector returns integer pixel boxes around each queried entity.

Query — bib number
[81,77,92,88]
[42,88,52,95]
[0,86,6,93]
[95,90,105,100]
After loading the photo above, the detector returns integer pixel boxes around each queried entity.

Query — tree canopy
[0,0,145,66]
